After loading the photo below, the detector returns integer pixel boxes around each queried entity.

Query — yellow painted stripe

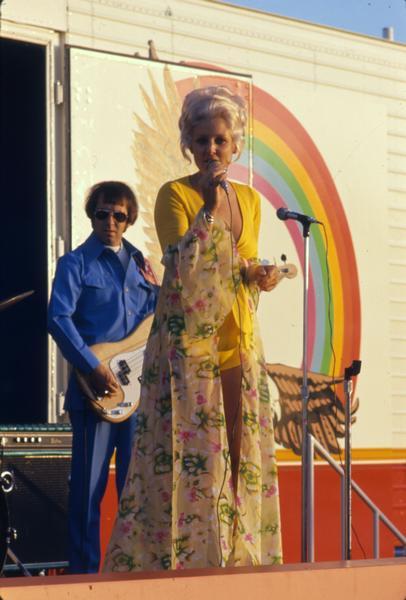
[254,119,345,373]
[109,448,406,470]
[277,447,406,463]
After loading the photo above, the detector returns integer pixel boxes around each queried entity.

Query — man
[48,181,159,574]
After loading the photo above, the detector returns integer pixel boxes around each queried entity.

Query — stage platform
[0,558,405,600]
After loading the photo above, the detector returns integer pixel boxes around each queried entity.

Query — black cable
[226,186,244,450]
[320,223,339,453]
[215,449,231,566]
[215,183,244,567]
[320,223,367,559]
[351,522,367,559]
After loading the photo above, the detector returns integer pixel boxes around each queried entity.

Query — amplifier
[0,424,72,450]
[0,424,72,569]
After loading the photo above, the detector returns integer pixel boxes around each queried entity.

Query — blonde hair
[179,86,247,161]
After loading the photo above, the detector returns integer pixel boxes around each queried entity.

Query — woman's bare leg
[221,365,242,494]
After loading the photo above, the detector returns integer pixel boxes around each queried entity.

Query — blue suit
[48,232,158,573]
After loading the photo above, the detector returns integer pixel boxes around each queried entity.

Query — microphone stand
[276,208,321,562]
[343,360,362,560]
[300,219,313,563]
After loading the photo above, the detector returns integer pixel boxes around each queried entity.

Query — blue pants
[68,409,137,574]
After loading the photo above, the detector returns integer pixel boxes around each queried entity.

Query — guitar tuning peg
[280,254,287,263]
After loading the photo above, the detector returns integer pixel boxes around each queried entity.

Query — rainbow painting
[177,74,361,378]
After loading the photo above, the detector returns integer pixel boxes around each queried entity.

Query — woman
[104,86,282,571]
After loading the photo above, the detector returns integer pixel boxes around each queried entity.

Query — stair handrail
[307,433,406,560]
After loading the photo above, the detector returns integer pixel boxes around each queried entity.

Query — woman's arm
[241,187,278,292]
[154,181,191,252]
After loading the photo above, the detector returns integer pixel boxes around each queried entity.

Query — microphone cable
[320,223,366,559]
[215,181,245,567]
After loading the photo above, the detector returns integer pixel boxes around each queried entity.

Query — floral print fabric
[104,205,282,571]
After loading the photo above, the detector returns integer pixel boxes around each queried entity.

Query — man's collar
[81,232,107,262]
[121,237,139,257]
[82,232,140,262]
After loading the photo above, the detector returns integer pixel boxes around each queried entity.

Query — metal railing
[306,434,406,560]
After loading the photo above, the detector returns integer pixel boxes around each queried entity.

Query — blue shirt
[48,233,159,410]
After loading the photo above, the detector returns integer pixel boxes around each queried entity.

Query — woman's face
[189,117,237,173]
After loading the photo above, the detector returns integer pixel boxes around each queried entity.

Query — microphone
[276,207,321,225]
[207,159,229,193]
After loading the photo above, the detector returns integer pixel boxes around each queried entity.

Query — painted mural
[68,45,406,563]
[132,67,361,455]
[69,49,362,456]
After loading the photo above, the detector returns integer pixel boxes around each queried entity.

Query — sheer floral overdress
[103,178,282,571]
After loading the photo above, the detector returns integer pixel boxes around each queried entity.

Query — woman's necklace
[189,173,239,236]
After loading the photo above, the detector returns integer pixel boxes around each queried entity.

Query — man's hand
[88,364,119,397]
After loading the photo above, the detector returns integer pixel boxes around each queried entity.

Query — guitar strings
[109,348,146,371]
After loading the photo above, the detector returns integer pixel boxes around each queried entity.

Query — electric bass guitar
[75,261,296,423]
[75,314,154,423]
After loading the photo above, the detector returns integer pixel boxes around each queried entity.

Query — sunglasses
[94,209,128,223]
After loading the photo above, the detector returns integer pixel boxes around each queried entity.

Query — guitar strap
[132,253,159,286]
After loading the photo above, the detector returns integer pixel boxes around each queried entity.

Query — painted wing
[133,67,195,279]
[266,363,360,455]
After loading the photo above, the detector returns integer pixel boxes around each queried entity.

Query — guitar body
[75,262,295,423]
[75,314,154,423]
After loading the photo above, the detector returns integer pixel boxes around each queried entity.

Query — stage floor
[1,558,405,600]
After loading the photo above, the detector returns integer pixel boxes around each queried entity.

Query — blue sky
[220,0,406,43]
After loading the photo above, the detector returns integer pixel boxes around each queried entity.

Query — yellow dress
[103,177,282,571]
[155,176,258,370]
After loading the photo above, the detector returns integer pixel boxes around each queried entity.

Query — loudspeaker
[0,426,71,566]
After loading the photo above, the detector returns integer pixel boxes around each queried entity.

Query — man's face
[91,197,129,246]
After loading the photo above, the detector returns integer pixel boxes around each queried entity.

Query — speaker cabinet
[0,427,71,567]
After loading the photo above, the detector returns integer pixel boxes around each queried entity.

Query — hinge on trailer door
[57,235,65,259]
[54,80,64,105]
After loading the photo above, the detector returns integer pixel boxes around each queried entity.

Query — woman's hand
[245,264,279,292]
[200,160,228,214]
